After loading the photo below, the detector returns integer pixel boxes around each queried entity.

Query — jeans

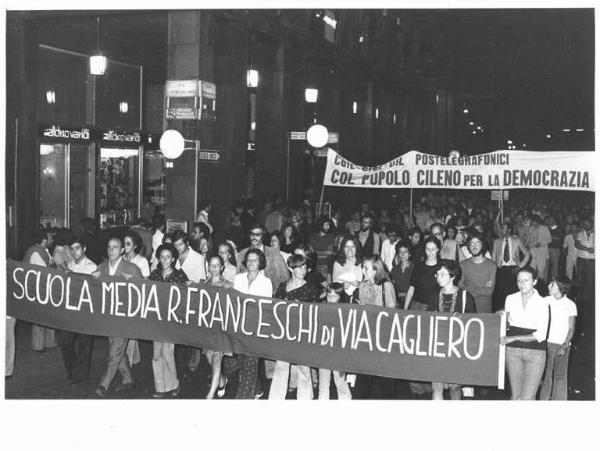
[31,324,56,351]
[98,337,133,390]
[318,368,352,400]
[152,341,178,393]
[268,361,313,399]
[540,342,570,400]
[506,346,546,400]
[6,317,16,376]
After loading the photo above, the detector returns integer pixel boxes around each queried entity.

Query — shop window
[99,148,140,227]
[40,143,68,227]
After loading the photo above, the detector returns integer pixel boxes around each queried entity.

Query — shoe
[217,378,228,398]
[152,391,168,399]
[114,382,135,393]
[95,386,107,398]
[254,390,264,399]
[169,386,181,398]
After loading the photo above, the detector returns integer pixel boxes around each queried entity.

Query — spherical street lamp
[306,124,329,148]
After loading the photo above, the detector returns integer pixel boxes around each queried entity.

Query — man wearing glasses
[236,224,289,291]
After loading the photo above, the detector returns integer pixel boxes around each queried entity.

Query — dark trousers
[576,258,595,303]
[493,266,517,312]
[58,330,93,381]
[353,374,395,399]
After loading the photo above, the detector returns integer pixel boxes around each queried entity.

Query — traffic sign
[198,150,220,162]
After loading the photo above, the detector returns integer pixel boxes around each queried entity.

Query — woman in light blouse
[217,242,237,284]
[233,248,273,399]
[500,266,549,400]
[332,235,363,284]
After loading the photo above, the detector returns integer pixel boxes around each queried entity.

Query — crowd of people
[5,190,594,400]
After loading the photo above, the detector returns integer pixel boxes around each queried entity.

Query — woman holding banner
[233,248,273,399]
[203,255,234,399]
[431,260,476,400]
[353,256,397,399]
[268,254,320,399]
[500,266,549,400]
[403,236,442,396]
[149,243,188,398]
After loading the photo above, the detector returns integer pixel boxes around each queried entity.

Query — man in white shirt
[172,230,206,372]
[574,216,594,303]
[380,226,400,272]
[562,224,578,281]
[195,199,214,235]
[60,236,97,385]
[173,230,207,283]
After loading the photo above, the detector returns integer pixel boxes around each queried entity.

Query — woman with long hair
[353,256,396,399]
[390,240,415,308]
[217,242,237,284]
[431,260,476,400]
[332,235,363,284]
[280,222,300,254]
[149,243,188,398]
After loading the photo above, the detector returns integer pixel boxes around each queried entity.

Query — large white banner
[323,149,595,191]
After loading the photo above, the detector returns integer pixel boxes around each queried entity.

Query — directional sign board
[198,150,220,162]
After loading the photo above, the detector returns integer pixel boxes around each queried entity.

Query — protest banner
[6,260,505,386]
[323,149,595,191]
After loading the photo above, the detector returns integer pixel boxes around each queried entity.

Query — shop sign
[101,129,141,146]
[314,148,329,158]
[40,125,91,141]
[165,79,199,97]
[198,150,220,162]
[289,131,306,140]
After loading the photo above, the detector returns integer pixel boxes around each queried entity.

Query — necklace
[438,289,458,313]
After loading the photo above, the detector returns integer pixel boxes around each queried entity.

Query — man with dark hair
[195,199,213,234]
[526,214,551,282]
[173,230,206,283]
[59,236,97,385]
[190,221,212,254]
[93,237,143,397]
[355,214,380,258]
[79,217,105,264]
[492,222,531,312]
[237,224,289,291]
[309,217,335,279]
[459,233,497,314]
[380,225,400,272]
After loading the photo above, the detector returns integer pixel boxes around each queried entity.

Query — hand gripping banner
[6,260,505,386]
[323,148,595,191]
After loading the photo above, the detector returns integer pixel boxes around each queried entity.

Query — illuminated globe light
[159,129,185,159]
[306,124,329,148]
[449,150,460,160]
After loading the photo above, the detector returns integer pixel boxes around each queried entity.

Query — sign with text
[198,150,220,162]
[165,79,200,97]
[6,261,504,386]
[323,149,595,191]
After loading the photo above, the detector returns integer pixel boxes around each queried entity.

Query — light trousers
[318,368,352,399]
[506,346,546,400]
[31,324,56,351]
[268,360,313,399]
[98,337,133,390]
[565,256,576,281]
[126,339,141,366]
[6,317,16,376]
[152,341,179,393]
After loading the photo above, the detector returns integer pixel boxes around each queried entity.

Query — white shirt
[381,239,398,272]
[233,271,273,298]
[546,295,577,344]
[68,257,97,275]
[575,229,595,259]
[563,234,577,259]
[151,230,164,268]
[127,254,150,278]
[29,251,48,267]
[500,237,518,267]
[176,248,206,283]
[505,290,549,342]
[108,257,123,276]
